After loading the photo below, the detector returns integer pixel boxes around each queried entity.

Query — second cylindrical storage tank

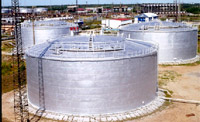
[20,8,33,14]
[34,7,48,13]
[120,20,198,64]
[21,20,79,51]
[1,8,11,13]
[26,35,158,116]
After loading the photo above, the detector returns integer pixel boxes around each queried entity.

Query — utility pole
[11,0,45,121]
[76,0,78,6]
[32,6,35,45]
[175,0,178,22]
[178,0,181,22]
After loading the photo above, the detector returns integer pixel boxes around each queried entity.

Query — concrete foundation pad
[159,55,200,65]
[28,92,165,122]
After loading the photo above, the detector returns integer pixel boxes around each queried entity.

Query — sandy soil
[2,65,200,122]
[2,91,15,121]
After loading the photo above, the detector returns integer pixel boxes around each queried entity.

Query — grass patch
[163,89,173,98]
[178,60,200,66]
[1,62,12,75]
[1,55,27,93]
[198,40,200,53]
[1,41,14,53]
[2,55,14,93]
[180,16,200,21]
[81,20,101,30]
[158,70,181,88]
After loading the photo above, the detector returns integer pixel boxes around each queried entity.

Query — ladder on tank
[30,40,58,121]
[30,57,45,121]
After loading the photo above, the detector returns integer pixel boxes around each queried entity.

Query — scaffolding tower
[11,0,29,121]
[11,0,45,121]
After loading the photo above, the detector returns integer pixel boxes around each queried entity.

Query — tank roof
[120,20,197,32]
[21,20,78,27]
[26,35,158,61]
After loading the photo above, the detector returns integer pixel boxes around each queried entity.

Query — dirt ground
[132,64,200,122]
[2,64,200,122]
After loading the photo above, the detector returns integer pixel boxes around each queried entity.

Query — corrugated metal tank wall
[120,30,198,63]
[21,20,77,51]
[119,20,198,63]
[26,54,157,115]
[26,36,158,115]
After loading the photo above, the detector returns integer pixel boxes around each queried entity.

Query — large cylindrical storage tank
[1,8,11,13]
[26,35,159,117]
[119,20,198,64]
[19,8,33,14]
[34,7,48,13]
[21,20,78,51]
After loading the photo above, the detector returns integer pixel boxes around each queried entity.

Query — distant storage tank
[1,8,11,13]
[21,20,79,51]
[34,7,48,13]
[120,20,198,64]
[20,8,33,13]
[26,35,158,117]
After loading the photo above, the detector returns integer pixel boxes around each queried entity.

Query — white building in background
[102,18,132,29]
[134,13,158,23]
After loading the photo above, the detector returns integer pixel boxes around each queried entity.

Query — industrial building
[77,8,87,14]
[140,3,185,15]
[113,5,128,13]
[97,7,104,13]
[21,20,79,51]
[134,13,158,23]
[67,6,78,13]
[26,35,160,119]
[120,20,198,64]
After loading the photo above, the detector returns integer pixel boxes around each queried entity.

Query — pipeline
[159,88,200,105]
[158,88,172,96]
[1,36,15,41]
[160,97,200,105]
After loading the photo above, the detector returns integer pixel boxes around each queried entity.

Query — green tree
[186,7,200,14]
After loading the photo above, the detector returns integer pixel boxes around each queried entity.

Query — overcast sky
[2,0,199,6]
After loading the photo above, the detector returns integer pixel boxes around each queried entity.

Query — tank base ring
[28,91,165,122]
[159,55,200,65]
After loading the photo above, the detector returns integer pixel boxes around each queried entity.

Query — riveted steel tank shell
[21,20,78,51]
[119,20,198,63]
[26,35,158,115]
